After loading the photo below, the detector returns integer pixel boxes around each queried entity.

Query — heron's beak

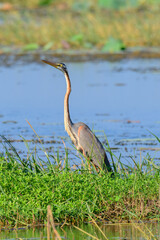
[42,60,58,69]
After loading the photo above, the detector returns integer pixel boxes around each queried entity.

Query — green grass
[0,135,160,228]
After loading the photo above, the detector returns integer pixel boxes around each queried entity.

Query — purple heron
[42,60,113,173]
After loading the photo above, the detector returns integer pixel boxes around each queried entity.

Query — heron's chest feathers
[65,122,78,146]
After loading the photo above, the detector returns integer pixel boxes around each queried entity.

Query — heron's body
[71,122,110,169]
[42,60,113,172]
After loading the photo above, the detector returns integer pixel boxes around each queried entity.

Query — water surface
[0,59,160,165]
[1,222,160,239]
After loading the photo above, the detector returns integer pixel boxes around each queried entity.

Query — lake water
[1,222,160,239]
[0,58,160,166]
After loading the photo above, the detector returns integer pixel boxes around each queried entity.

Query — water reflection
[0,59,160,165]
[1,222,160,239]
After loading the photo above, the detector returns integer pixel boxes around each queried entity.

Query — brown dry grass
[0,3,160,50]
[98,197,160,222]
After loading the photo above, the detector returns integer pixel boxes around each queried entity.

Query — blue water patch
[0,59,160,165]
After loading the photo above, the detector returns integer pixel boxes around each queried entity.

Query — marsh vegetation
[1,0,160,53]
[0,132,160,228]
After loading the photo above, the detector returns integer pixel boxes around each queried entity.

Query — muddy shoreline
[1,48,160,65]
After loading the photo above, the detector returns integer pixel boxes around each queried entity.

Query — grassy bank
[0,1,160,53]
[0,135,160,228]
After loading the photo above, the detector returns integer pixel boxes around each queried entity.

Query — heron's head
[42,60,68,74]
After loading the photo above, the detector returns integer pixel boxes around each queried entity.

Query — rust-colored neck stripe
[78,125,85,137]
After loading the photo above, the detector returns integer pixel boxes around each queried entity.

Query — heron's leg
[81,149,91,173]
[94,165,100,173]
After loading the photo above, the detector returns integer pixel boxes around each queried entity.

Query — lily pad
[43,42,54,51]
[98,0,139,9]
[70,34,84,43]
[23,43,39,51]
[102,37,125,52]
[98,0,113,8]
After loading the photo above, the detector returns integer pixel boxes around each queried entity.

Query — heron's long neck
[64,72,73,137]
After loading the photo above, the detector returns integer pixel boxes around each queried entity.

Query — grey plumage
[42,60,113,173]
[72,122,112,171]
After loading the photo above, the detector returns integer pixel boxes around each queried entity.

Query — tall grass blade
[26,119,50,161]
[0,135,21,161]
[73,225,100,240]
[47,205,62,240]
[0,135,30,169]
[104,133,117,174]
[89,214,109,240]
[148,131,160,143]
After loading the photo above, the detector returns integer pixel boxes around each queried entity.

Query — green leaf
[148,131,160,144]
[84,42,93,49]
[23,43,39,51]
[115,195,121,202]
[43,42,54,51]
[39,0,53,6]
[1,47,12,53]
[98,0,114,8]
[70,34,84,43]
[102,37,125,52]
[72,2,91,11]
[98,0,139,9]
